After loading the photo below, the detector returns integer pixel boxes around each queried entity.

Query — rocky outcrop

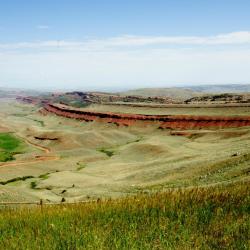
[17,91,175,108]
[16,96,50,105]
[64,91,175,104]
[185,93,250,104]
[43,103,250,129]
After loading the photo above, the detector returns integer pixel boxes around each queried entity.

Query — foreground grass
[0,133,22,162]
[0,182,249,250]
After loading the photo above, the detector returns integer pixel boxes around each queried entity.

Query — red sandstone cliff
[43,103,250,129]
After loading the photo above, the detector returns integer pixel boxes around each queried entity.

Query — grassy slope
[0,133,22,162]
[0,182,249,250]
[119,88,201,100]
[85,104,250,116]
[119,85,250,100]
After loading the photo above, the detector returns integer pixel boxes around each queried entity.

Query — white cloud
[90,31,250,47]
[0,31,250,51]
[0,31,250,90]
[36,25,50,30]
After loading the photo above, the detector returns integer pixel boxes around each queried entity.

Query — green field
[0,182,249,249]
[0,133,22,162]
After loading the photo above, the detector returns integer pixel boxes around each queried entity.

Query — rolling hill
[119,84,250,101]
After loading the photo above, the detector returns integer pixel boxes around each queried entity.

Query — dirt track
[0,156,59,168]
[22,136,51,154]
[0,135,59,168]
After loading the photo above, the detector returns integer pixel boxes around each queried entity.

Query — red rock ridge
[43,103,250,129]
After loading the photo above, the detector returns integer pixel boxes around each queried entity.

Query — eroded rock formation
[43,103,250,129]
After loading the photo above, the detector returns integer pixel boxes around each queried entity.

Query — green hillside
[0,133,23,162]
[0,182,249,249]
[119,87,201,101]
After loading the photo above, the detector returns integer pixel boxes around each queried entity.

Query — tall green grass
[0,133,22,162]
[0,133,20,151]
[0,151,15,162]
[0,182,249,249]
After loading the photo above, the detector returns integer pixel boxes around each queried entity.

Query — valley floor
[0,99,249,203]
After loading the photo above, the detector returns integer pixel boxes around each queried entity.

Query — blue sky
[0,0,250,90]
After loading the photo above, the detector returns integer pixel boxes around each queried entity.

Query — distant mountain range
[0,88,45,98]
[186,84,250,93]
[1,84,250,102]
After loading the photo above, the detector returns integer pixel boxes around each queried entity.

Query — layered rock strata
[43,104,250,129]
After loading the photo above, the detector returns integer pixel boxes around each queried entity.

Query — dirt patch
[0,155,59,168]
[218,131,249,139]
[0,126,10,133]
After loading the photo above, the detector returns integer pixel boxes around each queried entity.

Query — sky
[0,0,250,91]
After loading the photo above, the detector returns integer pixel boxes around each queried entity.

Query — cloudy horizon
[1,1,250,91]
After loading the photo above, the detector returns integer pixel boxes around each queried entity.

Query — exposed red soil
[43,103,250,129]
[0,156,59,168]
